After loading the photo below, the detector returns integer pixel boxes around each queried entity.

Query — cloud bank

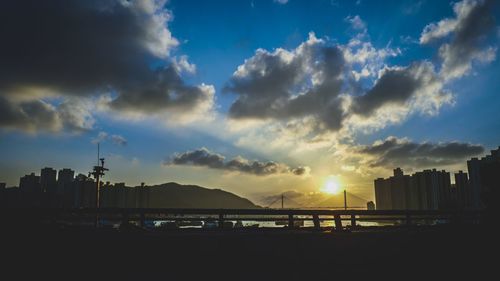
[225,0,496,155]
[225,31,450,136]
[357,136,484,168]
[0,0,214,133]
[165,148,310,176]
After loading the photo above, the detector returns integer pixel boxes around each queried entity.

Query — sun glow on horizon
[321,175,342,195]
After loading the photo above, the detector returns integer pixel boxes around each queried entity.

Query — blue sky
[1,0,499,202]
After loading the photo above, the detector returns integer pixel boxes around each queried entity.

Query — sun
[321,176,342,195]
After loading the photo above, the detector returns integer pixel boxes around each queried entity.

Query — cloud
[357,136,484,168]
[274,0,289,4]
[57,98,96,132]
[225,31,448,137]
[110,135,128,146]
[345,15,366,31]
[225,33,350,132]
[91,132,109,145]
[225,1,497,145]
[0,0,214,133]
[172,55,197,74]
[351,61,450,117]
[165,147,310,176]
[420,0,496,79]
[0,96,62,133]
[91,131,127,146]
[0,96,94,133]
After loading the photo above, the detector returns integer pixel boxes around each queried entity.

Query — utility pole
[281,194,284,209]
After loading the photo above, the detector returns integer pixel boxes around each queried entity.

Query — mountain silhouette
[113,182,260,209]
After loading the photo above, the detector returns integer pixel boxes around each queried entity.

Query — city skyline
[1,0,500,202]
[2,145,498,209]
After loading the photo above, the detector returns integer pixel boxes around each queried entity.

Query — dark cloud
[0,96,93,133]
[225,33,451,134]
[110,135,128,146]
[226,4,497,136]
[225,35,347,131]
[0,96,61,132]
[165,148,310,176]
[420,0,496,79]
[352,62,441,116]
[0,0,213,132]
[358,136,485,168]
[109,66,213,114]
[291,166,309,176]
[170,148,225,169]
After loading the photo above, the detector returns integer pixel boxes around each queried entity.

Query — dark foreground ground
[1,224,497,280]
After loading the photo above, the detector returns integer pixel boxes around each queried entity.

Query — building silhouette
[41,167,57,207]
[375,168,453,210]
[57,168,75,207]
[374,168,411,210]
[467,147,500,209]
[73,174,96,208]
[40,167,57,194]
[374,147,500,210]
[19,173,41,207]
[454,171,469,209]
[58,168,74,187]
[0,168,154,209]
[2,146,499,211]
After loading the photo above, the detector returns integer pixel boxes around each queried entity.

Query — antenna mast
[89,142,108,219]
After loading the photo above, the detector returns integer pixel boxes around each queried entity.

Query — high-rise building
[390,168,411,210]
[57,168,75,207]
[374,168,411,210]
[374,168,453,210]
[374,177,392,210]
[40,167,57,194]
[72,174,96,208]
[411,171,429,210]
[19,173,41,193]
[467,147,500,209]
[454,171,469,209]
[19,173,41,207]
[412,169,451,210]
[58,169,74,185]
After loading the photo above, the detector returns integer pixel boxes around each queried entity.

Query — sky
[1,0,500,204]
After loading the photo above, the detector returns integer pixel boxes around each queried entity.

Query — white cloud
[173,55,197,74]
[91,131,127,146]
[419,0,496,80]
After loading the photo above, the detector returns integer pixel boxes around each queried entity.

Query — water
[152,218,381,229]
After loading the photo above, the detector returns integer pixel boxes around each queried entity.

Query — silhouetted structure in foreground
[375,147,500,210]
[0,170,258,209]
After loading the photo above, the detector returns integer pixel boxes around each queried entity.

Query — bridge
[1,208,484,231]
